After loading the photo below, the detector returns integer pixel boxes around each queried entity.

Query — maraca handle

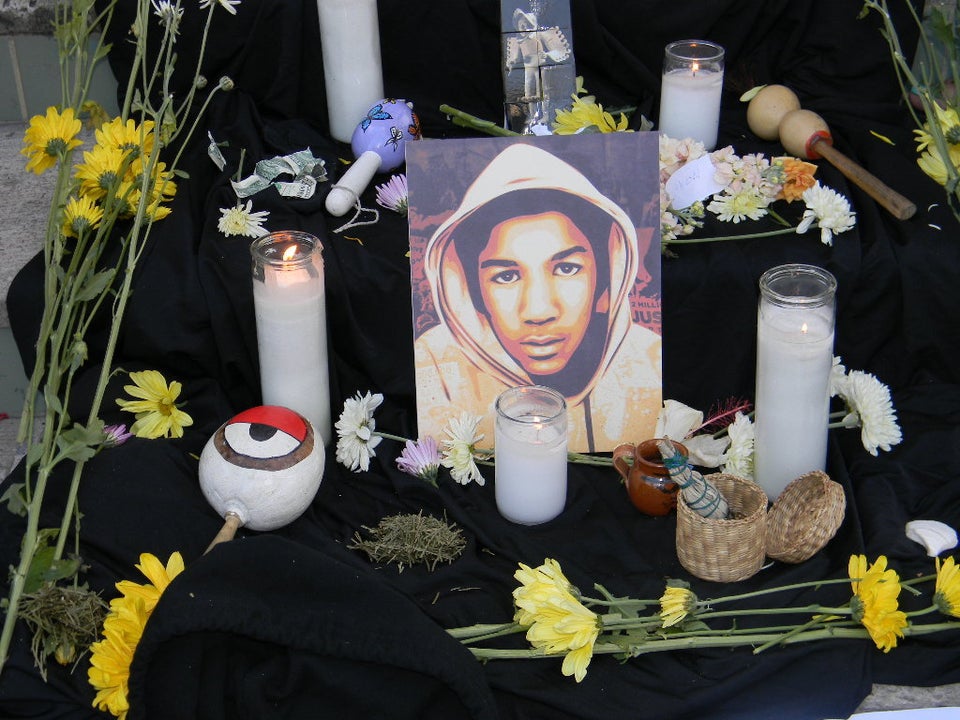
[811,138,917,221]
[204,512,242,554]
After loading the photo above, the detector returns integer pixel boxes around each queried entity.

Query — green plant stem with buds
[0,0,229,677]
[862,0,960,217]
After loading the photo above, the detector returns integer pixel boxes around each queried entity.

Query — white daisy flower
[440,412,485,486]
[199,0,241,14]
[152,0,183,31]
[335,391,384,472]
[830,356,848,397]
[796,182,856,245]
[837,370,903,456]
[719,412,755,480]
[217,200,269,238]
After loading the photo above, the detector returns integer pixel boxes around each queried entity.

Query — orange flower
[776,156,818,202]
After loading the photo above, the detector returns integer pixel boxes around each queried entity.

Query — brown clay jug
[613,439,689,516]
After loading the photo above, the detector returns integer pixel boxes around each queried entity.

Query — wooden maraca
[778,108,916,220]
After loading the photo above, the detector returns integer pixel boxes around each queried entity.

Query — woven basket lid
[765,470,846,564]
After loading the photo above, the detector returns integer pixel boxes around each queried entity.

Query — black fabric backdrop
[3,1,960,718]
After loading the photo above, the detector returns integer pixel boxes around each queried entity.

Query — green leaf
[43,391,63,417]
[22,543,80,595]
[740,85,766,102]
[75,269,115,302]
[26,442,44,466]
[56,422,102,464]
[0,482,28,517]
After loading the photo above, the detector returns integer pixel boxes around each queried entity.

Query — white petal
[654,400,703,440]
[905,520,958,557]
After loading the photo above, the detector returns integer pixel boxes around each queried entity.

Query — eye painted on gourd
[213,418,315,471]
[223,422,300,458]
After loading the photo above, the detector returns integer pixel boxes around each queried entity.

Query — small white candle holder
[316,0,384,143]
[251,231,331,446]
[658,39,725,150]
[754,264,837,501]
[494,385,568,525]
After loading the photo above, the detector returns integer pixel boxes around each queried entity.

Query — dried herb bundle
[19,584,108,679]
[350,512,466,572]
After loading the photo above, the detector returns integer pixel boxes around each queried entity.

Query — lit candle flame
[282,244,298,262]
[692,60,699,76]
[801,322,808,334]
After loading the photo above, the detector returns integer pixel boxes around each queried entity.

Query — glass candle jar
[494,385,569,525]
[250,231,331,445]
[754,264,837,500]
[658,39,725,150]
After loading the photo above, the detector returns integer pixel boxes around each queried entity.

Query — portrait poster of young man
[406,133,661,454]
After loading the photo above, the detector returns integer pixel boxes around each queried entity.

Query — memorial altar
[1,0,959,718]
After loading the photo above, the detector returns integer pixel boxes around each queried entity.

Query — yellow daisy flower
[61,195,104,238]
[89,552,184,719]
[512,559,600,682]
[75,144,129,200]
[115,551,185,614]
[95,117,156,160]
[848,554,908,653]
[116,370,194,439]
[552,80,630,135]
[916,144,960,187]
[114,180,173,222]
[934,556,960,618]
[89,618,138,719]
[659,585,697,628]
[126,157,177,200]
[21,106,84,175]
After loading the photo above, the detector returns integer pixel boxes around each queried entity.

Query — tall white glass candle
[316,0,384,143]
[658,40,725,150]
[494,386,568,525]
[754,264,837,500]
[251,231,331,445]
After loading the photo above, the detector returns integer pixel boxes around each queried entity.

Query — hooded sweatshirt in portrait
[413,141,661,453]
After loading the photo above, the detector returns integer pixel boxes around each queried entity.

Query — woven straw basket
[676,473,768,582]
[765,470,846,564]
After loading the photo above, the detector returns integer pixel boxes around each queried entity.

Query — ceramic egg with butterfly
[326,98,422,217]
[199,405,325,551]
[350,98,421,171]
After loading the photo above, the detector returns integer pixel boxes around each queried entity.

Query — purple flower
[102,424,133,448]
[396,436,441,486]
[374,174,408,216]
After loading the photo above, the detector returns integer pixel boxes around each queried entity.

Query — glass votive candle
[754,264,837,500]
[250,231,331,445]
[494,385,569,525]
[658,39,725,150]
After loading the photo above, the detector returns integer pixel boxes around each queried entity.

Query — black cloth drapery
[3,1,959,718]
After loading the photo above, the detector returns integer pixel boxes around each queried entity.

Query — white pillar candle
[754,264,837,500]
[251,232,331,446]
[658,40,724,150]
[494,385,568,525]
[316,0,384,143]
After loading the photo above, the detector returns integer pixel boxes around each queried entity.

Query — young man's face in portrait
[478,210,600,376]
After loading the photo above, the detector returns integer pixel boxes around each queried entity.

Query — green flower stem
[372,431,616,469]
[698,576,855,608]
[439,104,521,137]
[449,622,524,644]
[766,208,793,228]
[463,622,960,665]
[374,431,411,444]
[662,226,797,245]
[566,452,614,467]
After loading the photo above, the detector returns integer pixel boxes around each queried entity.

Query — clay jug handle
[612,444,637,483]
